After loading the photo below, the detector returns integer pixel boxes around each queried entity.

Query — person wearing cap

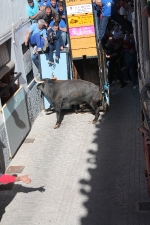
[25,19,47,53]
[26,0,41,21]
[35,6,59,27]
[47,21,64,65]
[0,173,31,185]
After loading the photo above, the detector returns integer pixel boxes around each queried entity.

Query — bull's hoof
[92,120,97,124]
[54,124,60,129]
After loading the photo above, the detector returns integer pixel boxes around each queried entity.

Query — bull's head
[34,74,54,99]
[34,74,46,91]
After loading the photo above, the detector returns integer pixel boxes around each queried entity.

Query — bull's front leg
[53,102,62,129]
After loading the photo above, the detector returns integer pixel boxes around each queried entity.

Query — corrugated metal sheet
[2,87,30,157]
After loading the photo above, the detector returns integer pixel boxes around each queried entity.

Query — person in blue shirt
[58,1,66,20]
[49,0,58,11]
[47,21,64,65]
[49,15,67,46]
[25,19,48,52]
[26,0,41,21]
[40,0,50,7]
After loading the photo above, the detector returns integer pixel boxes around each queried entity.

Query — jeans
[122,67,137,86]
[99,16,110,41]
[30,33,45,49]
[111,12,133,34]
[108,62,125,85]
[31,54,39,68]
[61,32,67,46]
[48,40,60,62]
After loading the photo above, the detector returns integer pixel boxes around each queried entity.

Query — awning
[0,61,15,80]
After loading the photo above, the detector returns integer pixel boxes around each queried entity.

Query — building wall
[0,1,43,172]
[0,0,29,39]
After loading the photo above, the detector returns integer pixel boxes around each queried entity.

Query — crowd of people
[25,0,67,67]
[93,0,138,89]
[25,0,139,89]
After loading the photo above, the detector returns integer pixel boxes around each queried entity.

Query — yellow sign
[68,14,94,28]
[66,0,91,6]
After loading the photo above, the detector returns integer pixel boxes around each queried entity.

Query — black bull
[35,77,101,129]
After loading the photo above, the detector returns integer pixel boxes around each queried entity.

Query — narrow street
[0,82,150,225]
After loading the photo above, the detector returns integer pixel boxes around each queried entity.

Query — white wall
[0,0,29,38]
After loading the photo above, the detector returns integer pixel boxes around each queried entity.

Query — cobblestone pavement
[0,82,150,225]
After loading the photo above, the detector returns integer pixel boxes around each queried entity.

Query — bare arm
[29,10,42,20]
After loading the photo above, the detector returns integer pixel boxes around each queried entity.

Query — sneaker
[36,47,42,52]
[48,60,54,65]
[43,40,48,51]
[55,56,59,63]
[133,85,138,89]
[33,46,37,55]
[120,83,127,88]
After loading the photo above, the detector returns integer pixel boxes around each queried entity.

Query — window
[0,40,19,106]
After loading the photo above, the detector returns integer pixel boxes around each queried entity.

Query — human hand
[60,46,63,50]
[19,175,31,184]
[25,41,28,46]
[106,54,110,58]
[0,82,7,87]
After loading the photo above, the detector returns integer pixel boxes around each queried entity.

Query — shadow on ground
[0,184,45,222]
[79,85,150,225]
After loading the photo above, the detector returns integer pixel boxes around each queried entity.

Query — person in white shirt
[112,24,122,39]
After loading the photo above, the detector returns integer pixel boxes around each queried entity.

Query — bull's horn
[34,74,45,84]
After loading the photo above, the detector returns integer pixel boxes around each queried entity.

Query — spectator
[35,6,59,27]
[25,19,47,53]
[112,24,122,39]
[106,40,126,88]
[119,32,125,40]
[40,0,50,7]
[122,34,132,50]
[121,48,138,89]
[58,1,66,20]
[105,20,115,38]
[49,0,58,11]
[49,15,67,46]
[26,0,41,21]
[47,21,64,65]
[0,173,31,184]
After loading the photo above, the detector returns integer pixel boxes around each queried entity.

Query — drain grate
[139,202,150,211]
[24,138,35,143]
[6,166,25,174]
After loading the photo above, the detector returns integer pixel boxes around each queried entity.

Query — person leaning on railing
[0,173,31,185]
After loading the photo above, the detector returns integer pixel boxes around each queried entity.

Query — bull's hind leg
[89,100,100,124]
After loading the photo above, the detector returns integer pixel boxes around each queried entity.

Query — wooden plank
[66,0,91,6]
[68,14,94,28]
